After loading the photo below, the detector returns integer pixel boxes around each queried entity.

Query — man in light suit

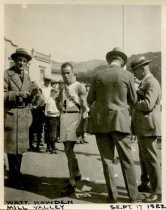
[87,47,144,203]
[130,56,161,202]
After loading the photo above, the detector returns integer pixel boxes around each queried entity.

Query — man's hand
[76,118,88,137]
[82,107,90,119]
[17,91,30,98]
[76,123,84,137]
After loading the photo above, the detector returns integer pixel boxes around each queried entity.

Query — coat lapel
[139,74,153,90]
[7,67,22,91]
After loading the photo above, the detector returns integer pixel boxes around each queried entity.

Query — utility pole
[123,5,125,52]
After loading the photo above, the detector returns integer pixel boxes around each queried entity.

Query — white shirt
[42,86,52,103]
[45,97,60,117]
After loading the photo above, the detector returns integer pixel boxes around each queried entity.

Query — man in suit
[130,56,161,202]
[87,47,144,203]
[4,48,32,188]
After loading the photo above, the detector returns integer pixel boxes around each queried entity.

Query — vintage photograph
[3,2,163,207]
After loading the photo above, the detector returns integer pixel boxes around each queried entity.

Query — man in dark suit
[130,56,161,202]
[87,47,144,203]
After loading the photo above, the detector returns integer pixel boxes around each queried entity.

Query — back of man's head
[109,56,124,67]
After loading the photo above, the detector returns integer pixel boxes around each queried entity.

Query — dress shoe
[130,194,146,203]
[5,178,24,189]
[144,193,161,203]
[61,184,75,196]
[50,149,59,154]
[138,184,151,193]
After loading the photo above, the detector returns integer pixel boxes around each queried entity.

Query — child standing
[45,88,60,153]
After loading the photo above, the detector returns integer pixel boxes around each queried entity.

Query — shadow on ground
[4,173,130,204]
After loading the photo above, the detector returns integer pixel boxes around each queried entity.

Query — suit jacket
[4,66,32,154]
[133,74,161,136]
[87,66,137,134]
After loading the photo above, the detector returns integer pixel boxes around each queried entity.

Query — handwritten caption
[110,204,166,210]
[5,201,166,210]
[6,200,73,210]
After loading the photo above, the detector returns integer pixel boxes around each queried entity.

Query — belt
[16,106,27,108]
[63,111,80,113]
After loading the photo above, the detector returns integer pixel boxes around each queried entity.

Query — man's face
[14,56,28,71]
[61,66,74,85]
[133,67,144,81]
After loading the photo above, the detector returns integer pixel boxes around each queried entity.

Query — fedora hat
[11,48,32,62]
[130,56,152,71]
[106,47,127,67]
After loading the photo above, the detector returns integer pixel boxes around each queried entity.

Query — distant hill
[51,59,107,74]
[51,52,161,84]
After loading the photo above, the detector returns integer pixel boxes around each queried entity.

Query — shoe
[138,184,151,193]
[46,148,51,153]
[75,175,81,182]
[61,184,75,196]
[130,194,146,203]
[83,139,88,143]
[144,193,161,203]
[50,149,59,154]
[5,178,24,189]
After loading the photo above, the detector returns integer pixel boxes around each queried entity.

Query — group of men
[4,47,161,203]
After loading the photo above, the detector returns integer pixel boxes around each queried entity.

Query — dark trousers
[96,131,138,201]
[138,136,161,194]
[29,109,45,149]
[29,123,44,149]
[45,117,58,150]
[139,144,149,185]
[63,141,80,186]
[7,154,22,179]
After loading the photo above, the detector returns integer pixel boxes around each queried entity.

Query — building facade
[30,49,52,87]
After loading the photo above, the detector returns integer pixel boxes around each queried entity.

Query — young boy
[45,88,60,153]
[29,83,45,152]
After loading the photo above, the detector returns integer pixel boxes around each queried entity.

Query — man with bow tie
[4,48,32,188]
[130,56,161,202]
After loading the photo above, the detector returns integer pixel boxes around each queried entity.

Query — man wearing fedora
[87,47,144,203]
[4,48,32,188]
[130,56,161,202]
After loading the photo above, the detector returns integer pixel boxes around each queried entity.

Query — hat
[106,47,127,66]
[11,48,32,61]
[130,56,152,71]
[44,75,52,81]
[29,82,40,93]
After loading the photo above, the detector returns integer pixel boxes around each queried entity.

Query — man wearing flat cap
[4,48,32,188]
[87,47,144,203]
[130,56,161,202]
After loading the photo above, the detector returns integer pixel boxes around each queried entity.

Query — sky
[4,4,161,62]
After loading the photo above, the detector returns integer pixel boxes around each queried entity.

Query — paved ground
[4,134,161,204]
